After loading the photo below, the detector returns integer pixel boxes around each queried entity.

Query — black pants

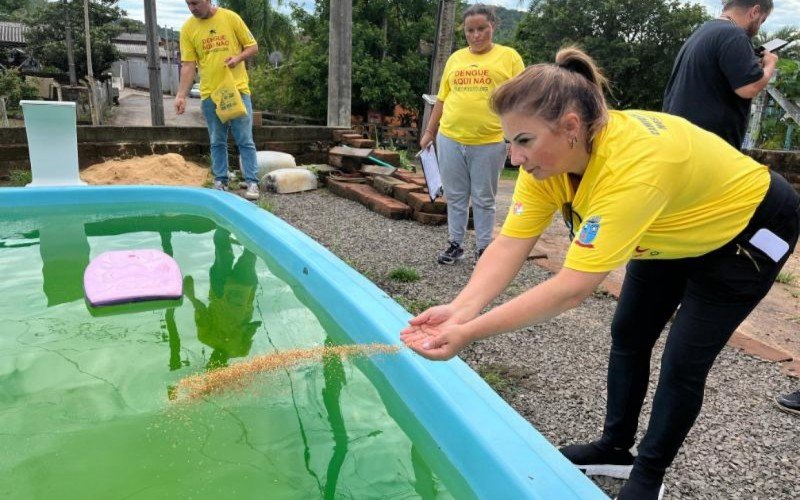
[599,171,800,482]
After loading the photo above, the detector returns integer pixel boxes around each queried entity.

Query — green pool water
[0,207,457,499]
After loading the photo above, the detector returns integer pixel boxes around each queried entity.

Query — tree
[752,27,800,149]
[24,0,124,78]
[0,0,45,21]
[249,0,437,120]
[514,0,708,110]
[219,0,295,62]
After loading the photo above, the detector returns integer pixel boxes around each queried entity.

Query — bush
[0,70,39,115]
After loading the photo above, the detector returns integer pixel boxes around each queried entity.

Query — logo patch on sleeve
[513,201,524,215]
[575,216,601,248]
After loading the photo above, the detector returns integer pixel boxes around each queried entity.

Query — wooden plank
[329,145,374,158]
[360,164,397,176]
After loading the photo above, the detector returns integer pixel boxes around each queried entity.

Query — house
[111,32,179,94]
[0,21,39,71]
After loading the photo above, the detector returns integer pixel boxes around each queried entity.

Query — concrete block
[406,191,447,214]
[393,183,424,203]
[346,138,376,148]
[370,149,401,167]
[413,211,447,225]
[371,175,406,195]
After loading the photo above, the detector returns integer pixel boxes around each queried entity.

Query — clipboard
[416,143,444,202]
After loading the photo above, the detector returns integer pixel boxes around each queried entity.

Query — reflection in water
[38,218,90,306]
[322,335,348,499]
[184,229,261,369]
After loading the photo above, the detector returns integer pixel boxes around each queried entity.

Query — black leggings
[599,171,800,482]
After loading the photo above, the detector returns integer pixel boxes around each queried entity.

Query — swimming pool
[0,186,606,499]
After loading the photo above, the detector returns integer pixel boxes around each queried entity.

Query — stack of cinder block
[324,130,448,225]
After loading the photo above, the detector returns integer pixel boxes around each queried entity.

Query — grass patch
[776,272,796,285]
[477,365,512,394]
[394,296,437,315]
[8,169,32,186]
[387,266,420,282]
[499,167,519,182]
[257,197,275,212]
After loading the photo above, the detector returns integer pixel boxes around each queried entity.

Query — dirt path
[495,177,800,377]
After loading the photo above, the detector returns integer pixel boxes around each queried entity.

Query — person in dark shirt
[663,0,777,149]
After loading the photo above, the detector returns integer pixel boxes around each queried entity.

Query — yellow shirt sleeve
[180,21,197,62]
[500,169,560,239]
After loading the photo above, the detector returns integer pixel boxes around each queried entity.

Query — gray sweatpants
[436,133,508,250]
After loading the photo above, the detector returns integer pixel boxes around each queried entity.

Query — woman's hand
[400,322,470,361]
[420,129,435,149]
[400,304,471,360]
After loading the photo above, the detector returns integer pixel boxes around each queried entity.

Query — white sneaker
[212,180,228,191]
[244,182,260,200]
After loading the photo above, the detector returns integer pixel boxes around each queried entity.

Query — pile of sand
[81,153,210,186]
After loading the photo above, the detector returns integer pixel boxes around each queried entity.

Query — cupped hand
[400,322,468,361]
[224,56,240,68]
[400,304,470,360]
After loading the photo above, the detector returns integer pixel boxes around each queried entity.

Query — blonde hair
[491,46,610,147]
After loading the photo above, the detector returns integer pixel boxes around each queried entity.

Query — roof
[0,21,26,45]
[114,32,147,44]
[114,42,169,58]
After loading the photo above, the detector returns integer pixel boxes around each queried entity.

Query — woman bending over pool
[401,46,800,500]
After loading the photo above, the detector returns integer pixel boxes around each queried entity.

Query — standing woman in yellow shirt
[402,47,799,499]
[421,4,524,265]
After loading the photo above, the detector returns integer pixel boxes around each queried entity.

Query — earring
[569,136,577,149]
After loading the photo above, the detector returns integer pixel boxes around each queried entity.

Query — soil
[80,153,210,186]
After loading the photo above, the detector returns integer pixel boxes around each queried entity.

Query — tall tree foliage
[219,0,295,61]
[752,27,800,149]
[250,0,437,119]
[24,0,124,78]
[515,0,708,110]
[0,0,45,21]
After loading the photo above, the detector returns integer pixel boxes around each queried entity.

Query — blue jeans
[200,93,258,183]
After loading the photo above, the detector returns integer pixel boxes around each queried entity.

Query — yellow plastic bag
[211,69,248,123]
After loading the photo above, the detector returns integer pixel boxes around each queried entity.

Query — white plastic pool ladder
[20,100,86,186]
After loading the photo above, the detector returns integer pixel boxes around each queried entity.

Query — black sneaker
[775,390,800,415]
[475,247,486,262]
[559,441,634,479]
[617,477,665,500]
[437,241,465,265]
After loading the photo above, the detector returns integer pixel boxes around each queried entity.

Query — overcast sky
[118,0,799,36]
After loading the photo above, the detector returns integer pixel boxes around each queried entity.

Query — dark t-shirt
[662,20,763,149]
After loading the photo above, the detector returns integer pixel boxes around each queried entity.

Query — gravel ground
[267,187,799,500]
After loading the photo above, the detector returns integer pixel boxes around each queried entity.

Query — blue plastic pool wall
[0,186,607,500]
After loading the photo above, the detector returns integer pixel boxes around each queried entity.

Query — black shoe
[437,241,465,265]
[617,477,665,500]
[475,247,486,262]
[559,441,634,479]
[775,390,800,415]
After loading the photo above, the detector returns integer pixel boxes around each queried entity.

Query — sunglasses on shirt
[561,202,583,241]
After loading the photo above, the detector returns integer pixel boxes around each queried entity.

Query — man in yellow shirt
[175,0,260,200]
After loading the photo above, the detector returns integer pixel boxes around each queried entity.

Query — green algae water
[0,206,458,500]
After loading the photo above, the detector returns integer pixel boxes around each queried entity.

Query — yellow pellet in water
[174,343,402,401]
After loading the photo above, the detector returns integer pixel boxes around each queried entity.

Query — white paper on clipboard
[418,143,443,202]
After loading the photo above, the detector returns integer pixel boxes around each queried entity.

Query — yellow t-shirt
[180,8,257,99]
[501,110,770,272]
[437,44,524,145]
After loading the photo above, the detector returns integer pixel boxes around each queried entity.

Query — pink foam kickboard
[84,249,183,306]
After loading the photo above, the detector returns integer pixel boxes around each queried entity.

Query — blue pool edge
[0,186,607,499]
